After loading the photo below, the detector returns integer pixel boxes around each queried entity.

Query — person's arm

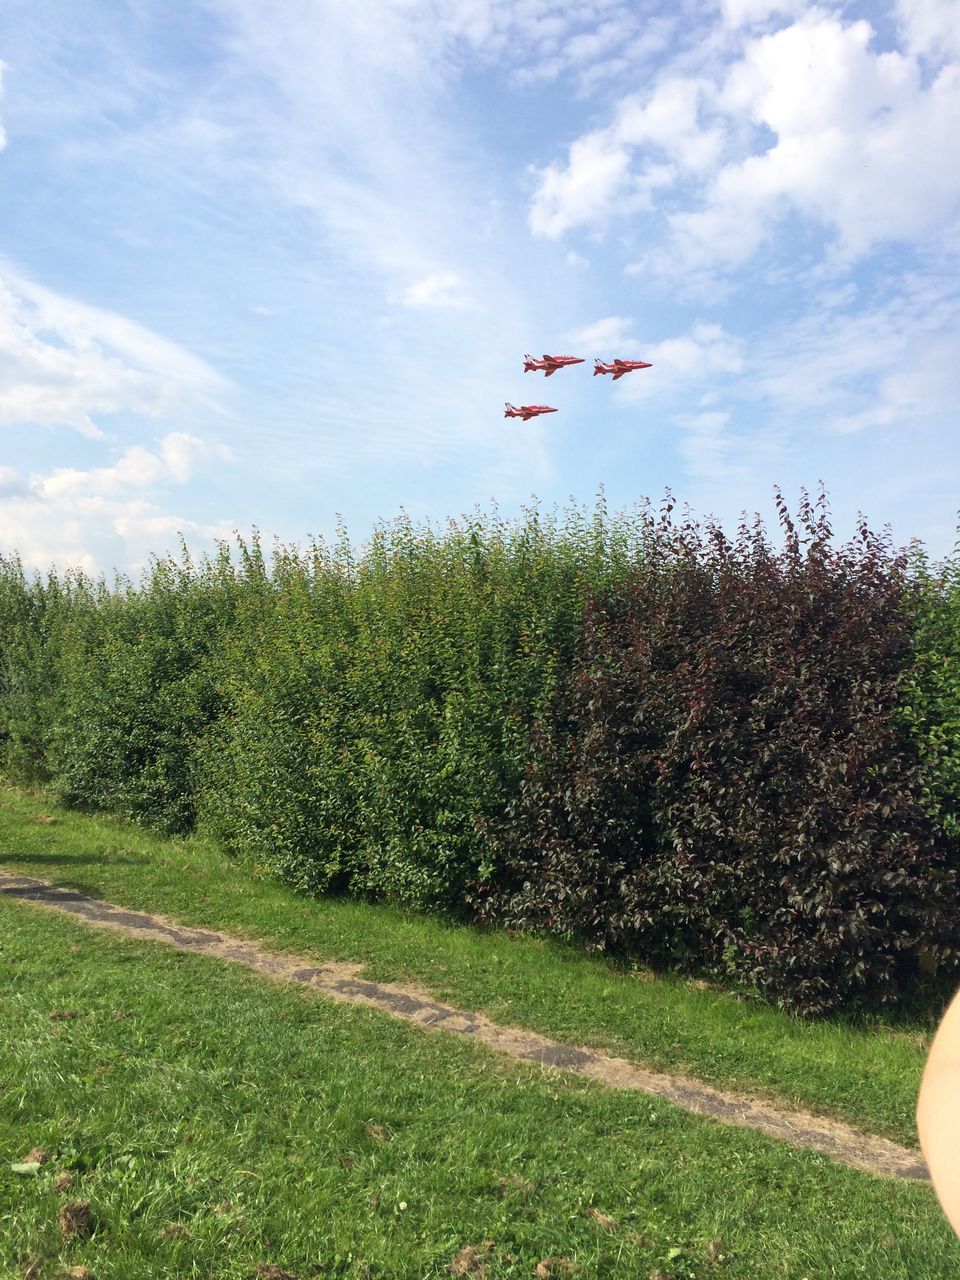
[917,983,960,1238]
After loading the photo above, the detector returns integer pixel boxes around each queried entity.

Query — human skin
[917,983,960,1238]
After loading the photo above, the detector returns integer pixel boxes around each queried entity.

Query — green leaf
[10,1162,41,1175]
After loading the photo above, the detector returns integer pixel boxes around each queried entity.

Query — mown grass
[0,781,950,1162]
[2,883,960,1280]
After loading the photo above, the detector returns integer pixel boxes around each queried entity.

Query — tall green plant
[0,555,88,782]
[197,530,366,892]
[898,529,960,843]
[51,543,242,834]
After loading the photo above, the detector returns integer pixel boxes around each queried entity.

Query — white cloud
[566,318,742,394]
[528,9,960,276]
[430,1,656,84]
[208,0,652,270]
[650,321,744,374]
[160,431,232,482]
[190,0,566,400]
[721,16,914,134]
[560,20,624,67]
[565,317,744,420]
[895,0,960,62]
[830,329,960,435]
[565,315,636,350]
[40,432,233,499]
[0,266,230,436]
[529,133,634,239]
[393,272,473,310]
[530,76,720,239]
[508,9,676,91]
[0,492,234,578]
[693,13,960,263]
[0,432,235,575]
[615,77,725,173]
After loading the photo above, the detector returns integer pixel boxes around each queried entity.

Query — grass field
[2,781,959,1278]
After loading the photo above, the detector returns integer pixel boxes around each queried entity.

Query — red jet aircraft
[523,353,585,376]
[504,402,558,421]
[594,358,653,380]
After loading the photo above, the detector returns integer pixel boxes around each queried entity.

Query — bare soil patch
[0,869,929,1183]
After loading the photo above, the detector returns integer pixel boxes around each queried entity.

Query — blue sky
[1,0,958,575]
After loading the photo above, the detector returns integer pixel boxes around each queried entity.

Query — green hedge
[1,490,958,1017]
[198,501,649,910]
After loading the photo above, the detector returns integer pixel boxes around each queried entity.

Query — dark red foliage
[472,488,960,1018]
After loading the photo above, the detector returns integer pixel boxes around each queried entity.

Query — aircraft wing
[544,366,556,375]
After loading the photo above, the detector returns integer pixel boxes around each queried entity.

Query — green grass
[0,782,948,1157]
[2,883,959,1279]
[0,781,957,1278]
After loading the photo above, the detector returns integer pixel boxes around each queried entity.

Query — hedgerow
[470,491,960,1017]
[199,500,648,909]
[1,489,958,1017]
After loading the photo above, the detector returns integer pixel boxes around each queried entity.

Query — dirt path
[0,870,929,1184]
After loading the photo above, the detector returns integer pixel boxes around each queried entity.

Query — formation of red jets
[505,352,653,420]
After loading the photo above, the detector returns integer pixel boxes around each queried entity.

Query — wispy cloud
[744,273,960,434]
[0,266,230,437]
[719,0,807,29]
[393,272,474,311]
[565,315,637,351]
[0,464,26,497]
[201,1,676,296]
[673,408,740,479]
